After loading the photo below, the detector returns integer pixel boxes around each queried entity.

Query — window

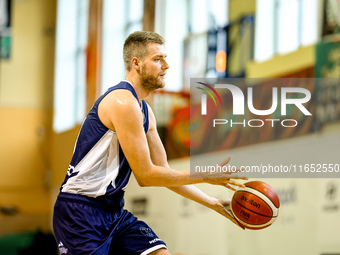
[53,0,89,132]
[156,0,228,91]
[101,0,143,93]
[255,0,318,62]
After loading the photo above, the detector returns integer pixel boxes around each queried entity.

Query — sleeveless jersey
[60,81,149,208]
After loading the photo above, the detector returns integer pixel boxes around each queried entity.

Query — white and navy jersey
[60,81,149,208]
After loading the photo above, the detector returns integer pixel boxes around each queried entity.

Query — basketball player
[53,31,248,255]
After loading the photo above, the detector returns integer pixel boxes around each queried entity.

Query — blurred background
[0,0,340,254]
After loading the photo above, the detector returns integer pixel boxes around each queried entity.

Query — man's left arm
[146,105,244,229]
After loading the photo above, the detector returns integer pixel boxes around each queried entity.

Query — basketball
[231,181,280,230]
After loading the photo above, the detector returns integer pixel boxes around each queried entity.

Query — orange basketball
[231,181,280,230]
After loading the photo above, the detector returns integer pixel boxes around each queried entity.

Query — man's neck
[124,75,151,101]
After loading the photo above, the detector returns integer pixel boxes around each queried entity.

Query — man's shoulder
[103,88,138,107]
[98,88,142,130]
[99,89,141,124]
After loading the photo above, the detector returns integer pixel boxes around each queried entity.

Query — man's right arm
[98,90,246,187]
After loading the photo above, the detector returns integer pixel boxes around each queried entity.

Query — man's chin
[153,81,166,90]
[141,83,165,93]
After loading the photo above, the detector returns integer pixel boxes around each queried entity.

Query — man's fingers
[226,180,246,188]
[230,168,246,173]
[230,216,245,230]
[234,219,246,230]
[225,210,245,230]
[217,156,231,166]
[223,181,245,191]
[227,175,248,180]
[224,184,237,192]
[221,200,231,209]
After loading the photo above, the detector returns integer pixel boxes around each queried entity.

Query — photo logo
[196,82,222,115]
[196,83,312,128]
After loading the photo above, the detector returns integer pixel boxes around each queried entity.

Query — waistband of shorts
[57,192,122,210]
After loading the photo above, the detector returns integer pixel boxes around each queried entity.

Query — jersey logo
[67,165,75,176]
[139,227,154,237]
[58,241,68,254]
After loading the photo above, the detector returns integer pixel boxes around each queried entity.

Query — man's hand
[213,198,245,230]
[199,156,248,191]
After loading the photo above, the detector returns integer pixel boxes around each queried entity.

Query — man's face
[140,43,169,92]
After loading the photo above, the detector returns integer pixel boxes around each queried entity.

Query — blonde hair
[123,31,165,71]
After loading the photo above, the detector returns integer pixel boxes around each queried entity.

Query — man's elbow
[136,178,147,187]
[132,165,155,187]
[134,174,152,187]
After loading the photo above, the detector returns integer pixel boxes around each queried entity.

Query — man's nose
[162,60,169,70]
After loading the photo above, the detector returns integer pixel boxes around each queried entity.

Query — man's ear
[131,57,141,71]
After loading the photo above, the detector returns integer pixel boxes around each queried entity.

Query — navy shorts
[53,193,167,255]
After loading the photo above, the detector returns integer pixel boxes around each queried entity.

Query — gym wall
[0,0,56,234]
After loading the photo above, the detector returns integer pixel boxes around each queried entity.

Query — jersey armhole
[96,88,138,132]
